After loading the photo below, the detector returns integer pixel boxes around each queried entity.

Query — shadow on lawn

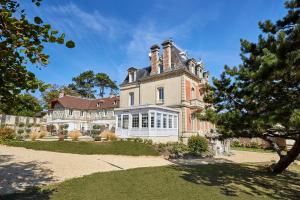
[173,162,300,200]
[0,155,55,200]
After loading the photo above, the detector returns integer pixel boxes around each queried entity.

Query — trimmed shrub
[0,127,15,140]
[18,122,25,127]
[68,130,81,141]
[27,123,34,128]
[94,135,101,141]
[25,128,31,134]
[188,135,208,155]
[134,138,143,143]
[30,132,39,141]
[17,129,24,134]
[93,124,101,129]
[170,142,189,155]
[91,130,100,138]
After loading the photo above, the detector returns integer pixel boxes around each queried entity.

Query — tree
[69,70,96,98]
[94,73,118,98]
[0,0,75,111]
[41,85,80,109]
[199,0,300,173]
[0,93,42,117]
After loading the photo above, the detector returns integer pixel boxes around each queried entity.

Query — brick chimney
[162,39,172,71]
[150,44,160,75]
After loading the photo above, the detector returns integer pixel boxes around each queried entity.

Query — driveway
[0,145,171,195]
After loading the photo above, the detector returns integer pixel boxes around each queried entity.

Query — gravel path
[1,145,297,195]
[0,145,171,195]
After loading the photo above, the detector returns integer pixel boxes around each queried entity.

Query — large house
[115,39,214,142]
[46,91,119,132]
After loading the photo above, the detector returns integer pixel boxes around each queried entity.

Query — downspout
[138,81,141,105]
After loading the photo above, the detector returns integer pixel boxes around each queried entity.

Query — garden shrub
[231,140,241,147]
[134,138,143,143]
[27,123,34,128]
[170,142,189,155]
[91,130,100,138]
[25,128,31,134]
[93,124,101,129]
[17,129,24,134]
[188,135,208,155]
[30,132,39,141]
[250,142,259,149]
[39,131,47,138]
[18,122,25,127]
[101,130,117,141]
[68,130,81,141]
[143,139,153,145]
[94,135,101,141]
[0,127,15,140]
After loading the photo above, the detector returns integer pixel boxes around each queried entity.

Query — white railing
[190,99,205,108]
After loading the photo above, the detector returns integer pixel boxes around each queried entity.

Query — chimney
[150,44,160,75]
[58,89,65,98]
[162,39,172,71]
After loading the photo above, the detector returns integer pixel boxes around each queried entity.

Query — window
[80,111,84,116]
[174,116,178,129]
[191,87,196,99]
[132,114,139,128]
[156,113,161,128]
[117,115,121,128]
[157,87,164,102]
[129,72,136,83]
[122,115,129,129]
[150,113,155,128]
[163,114,167,128]
[104,110,107,116]
[129,92,134,106]
[69,109,73,115]
[158,64,163,74]
[97,102,103,107]
[168,115,173,128]
[142,113,148,128]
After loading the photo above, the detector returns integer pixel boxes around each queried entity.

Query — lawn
[3,163,300,200]
[231,146,275,153]
[3,141,159,156]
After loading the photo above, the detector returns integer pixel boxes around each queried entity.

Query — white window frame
[141,113,148,128]
[129,92,134,106]
[132,114,139,128]
[156,113,162,128]
[157,87,164,103]
[69,109,73,116]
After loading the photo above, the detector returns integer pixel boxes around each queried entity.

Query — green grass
[3,141,159,156]
[232,146,275,153]
[4,163,300,200]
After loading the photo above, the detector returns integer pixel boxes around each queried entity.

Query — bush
[68,130,81,141]
[170,142,189,155]
[18,122,25,127]
[0,127,15,140]
[101,130,117,141]
[94,135,101,141]
[39,131,47,138]
[27,123,34,128]
[134,138,143,143]
[30,132,39,141]
[143,139,153,145]
[250,142,259,149]
[25,128,31,134]
[91,130,100,138]
[231,140,241,147]
[93,124,101,129]
[188,135,208,155]
[17,129,24,134]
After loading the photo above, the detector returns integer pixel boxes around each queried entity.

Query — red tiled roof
[51,95,120,110]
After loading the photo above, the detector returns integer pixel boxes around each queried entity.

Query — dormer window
[97,101,103,107]
[128,67,137,83]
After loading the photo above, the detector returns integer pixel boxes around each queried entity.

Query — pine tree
[200,0,300,173]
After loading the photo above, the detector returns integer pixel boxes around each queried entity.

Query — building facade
[47,92,119,132]
[117,39,214,142]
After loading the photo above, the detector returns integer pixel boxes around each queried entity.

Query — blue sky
[24,0,286,96]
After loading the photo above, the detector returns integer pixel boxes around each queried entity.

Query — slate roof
[121,42,192,85]
[51,95,120,110]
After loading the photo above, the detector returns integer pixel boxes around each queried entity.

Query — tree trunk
[270,136,300,174]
